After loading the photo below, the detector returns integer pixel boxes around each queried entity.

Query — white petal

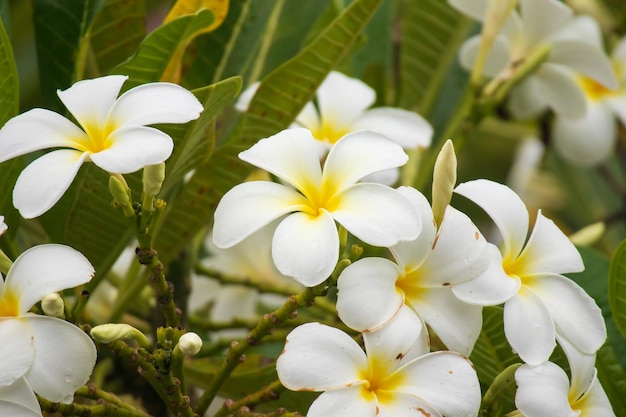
[514,362,574,417]
[507,76,549,119]
[454,179,529,261]
[0,378,41,417]
[552,102,616,167]
[13,149,88,219]
[557,335,596,402]
[0,319,33,386]
[517,211,584,275]
[420,206,490,286]
[295,102,322,131]
[363,306,426,375]
[447,0,489,21]
[527,274,605,354]
[323,131,408,192]
[551,15,604,47]
[24,315,96,403]
[520,0,573,47]
[452,245,521,305]
[550,40,617,90]
[316,71,375,127]
[212,181,307,248]
[378,392,443,417]
[0,108,88,162]
[533,63,587,118]
[238,128,323,194]
[307,387,376,417]
[234,82,259,112]
[5,244,94,314]
[573,375,616,416]
[336,257,403,332]
[57,75,127,131]
[407,287,482,356]
[458,34,510,77]
[395,351,481,417]
[272,210,338,286]
[360,168,400,185]
[503,286,555,365]
[89,126,174,173]
[109,82,203,126]
[390,187,436,270]
[351,108,433,149]
[605,95,626,126]
[277,322,366,391]
[331,184,420,247]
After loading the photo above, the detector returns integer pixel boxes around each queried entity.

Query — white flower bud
[431,139,457,227]
[142,162,166,197]
[569,222,606,247]
[178,332,203,356]
[41,293,65,318]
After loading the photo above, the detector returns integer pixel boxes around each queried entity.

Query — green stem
[194,283,329,416]
[75,384,152,416]
[214,380,285,417]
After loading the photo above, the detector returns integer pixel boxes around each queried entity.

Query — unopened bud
[109,175,134,217]
[570,222,605,247]
[91,323,151,348]
[41,293,65,318]
[143,163,166,198]
[178,332,203,356]
[432,139,457,227]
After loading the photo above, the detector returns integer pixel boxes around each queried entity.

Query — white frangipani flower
[212,128,421,286]
[553,34,626,167]
[0,75,204,218]
[454,179,605,365]
[0,378,42,417]
[235,71,433,184]
[277,306,481,417]
[0,244,97,411]
[450,0,617,119]
[515,337,615,416]
[336,186,490,355]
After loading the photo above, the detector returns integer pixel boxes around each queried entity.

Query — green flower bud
[431,139,457,227]
[91,323,151,348]
[143,163,166,198]
[109,175,135,217]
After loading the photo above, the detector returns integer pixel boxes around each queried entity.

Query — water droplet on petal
[64,367,74,383]
[63,394,74,404]
[0,376,15,386]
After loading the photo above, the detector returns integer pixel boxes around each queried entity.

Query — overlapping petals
[213,128,421,286]
[0,75,203,218]
[454,179,605,365]
[277,307,481,417]
[0,244,97,412]
[450,0,617,119]
[337,186,491,355]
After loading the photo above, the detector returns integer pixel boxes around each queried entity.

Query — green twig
[215,380,285,417]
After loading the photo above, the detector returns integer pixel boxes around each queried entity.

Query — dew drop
[64,367,74,383]
[63,394,74,404]
[0,375,15,386]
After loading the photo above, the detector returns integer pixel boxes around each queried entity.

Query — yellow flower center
[297,178,341,218]
[396,267,425,302]
[502,254,528,285]
[577,76,614,101]
[359,355,405,404]
[77,121,116,153]
[311,120,350,145]
[0,289,20,317]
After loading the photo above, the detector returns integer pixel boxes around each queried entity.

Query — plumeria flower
[277,306,481,417]
[0,244,97,411]
[0,378,42,417]
[0,75,204,218]
[552,33,626,167]
[453,179,605,365]
[336,186,491,355]
[212,128,421,286]
[449,0,617,119]
[515,336,615,416]
[236,71,433,184]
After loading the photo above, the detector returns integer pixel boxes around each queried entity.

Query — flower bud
[41,293,65,318]
[570,222,605,246]
[109,175,135,217]
[178,332,203,356]
[91,323,151,348]
[143,163,166,198]
[431,139,457,227]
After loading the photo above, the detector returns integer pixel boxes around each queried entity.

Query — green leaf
[153,0,383,265]
[596,342,626,416]
[111,8,215,89]
[32,0,105,110]
[397,0,473,115]
[608,239,626,339]
[88,0,146,74]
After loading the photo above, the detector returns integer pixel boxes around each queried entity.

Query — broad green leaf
[596,342,626,416]
[32,0,105,110]
[153,0,383,265]
[88,0,146,75]
[469,306,518,414]
[111,8,215,90]
[160,76,242,193]
[397,0,473,115]
[179,0,278,89]
[610,239,626,339]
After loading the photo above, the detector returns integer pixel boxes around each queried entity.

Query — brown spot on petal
[431,234,440,249]
[412,407,431,417]
[396,353,405,360]
[475,231,479,240]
